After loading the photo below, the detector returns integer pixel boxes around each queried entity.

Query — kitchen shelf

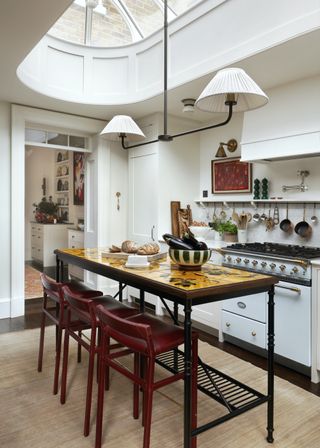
[58,205,69,208]
[195,199,320,205]
[56,190,69,193]
[56,175,69,179]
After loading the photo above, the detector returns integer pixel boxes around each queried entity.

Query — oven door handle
[275,284,301,294]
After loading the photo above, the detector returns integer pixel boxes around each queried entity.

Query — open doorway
[24,142,86,301]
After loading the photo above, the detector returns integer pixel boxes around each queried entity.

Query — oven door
[274,281,311,366]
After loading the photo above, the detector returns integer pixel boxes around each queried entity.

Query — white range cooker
[219,242,320,374]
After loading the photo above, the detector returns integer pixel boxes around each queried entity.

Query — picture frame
[211,158,252,194]
[73,152,85,205]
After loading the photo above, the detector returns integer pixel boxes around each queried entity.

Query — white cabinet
[128,147,158,244]
[221,292,267,349]
[127,114,199,315]
[31,223,68,267]
[68,229,84,280]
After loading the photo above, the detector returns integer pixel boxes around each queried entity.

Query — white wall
[198,76,320,247]
[108,142,129,244]
[0,102,11,318]
[199,112,245,203]
[158,116,200,237]
[25,147,55,260]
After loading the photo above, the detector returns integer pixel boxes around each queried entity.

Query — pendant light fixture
[100,1,269,149]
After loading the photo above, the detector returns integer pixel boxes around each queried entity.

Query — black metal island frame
[55,248,278,448]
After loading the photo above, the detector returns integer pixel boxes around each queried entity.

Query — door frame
[11,105,106,317]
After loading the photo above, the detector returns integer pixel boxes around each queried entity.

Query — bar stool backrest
[40,273,64,302]
[96,305,154,356]
[62,285,95,325]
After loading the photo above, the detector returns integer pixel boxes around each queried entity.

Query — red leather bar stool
[95,306,198,448]
[38,273,103,395]
[60,286,139,437]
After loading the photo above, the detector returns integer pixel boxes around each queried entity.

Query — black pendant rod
[163,0,168,137]
[120,0,236,150]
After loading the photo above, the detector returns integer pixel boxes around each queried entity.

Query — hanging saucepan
[294,203,312,237]
[279,203,292,232]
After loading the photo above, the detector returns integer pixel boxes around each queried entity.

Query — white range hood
[241,130,320,162]
[240,76,320,163]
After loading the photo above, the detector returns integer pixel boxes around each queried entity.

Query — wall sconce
[215,138,238,158]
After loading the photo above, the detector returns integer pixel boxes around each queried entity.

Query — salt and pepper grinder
[253,179,260,199]
[261,178,269,199]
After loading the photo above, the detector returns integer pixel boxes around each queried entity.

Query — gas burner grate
[225,242,320,259]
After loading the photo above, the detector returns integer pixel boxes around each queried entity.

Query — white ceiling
[1,1,320,123]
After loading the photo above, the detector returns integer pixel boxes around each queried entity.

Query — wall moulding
[17,0,320,105]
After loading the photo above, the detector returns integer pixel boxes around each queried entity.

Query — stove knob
[269,263,276,270]
[243,258,250,264]
[226,256,232,262]
[291,266,299,274]
[252,260,258,266]
[279,265,286,271]
[261,261,267,268]
[236,257,242,263]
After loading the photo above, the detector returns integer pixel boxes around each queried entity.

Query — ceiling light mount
[182,98,196,113]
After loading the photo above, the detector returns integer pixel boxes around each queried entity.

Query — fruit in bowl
[163,233,211,270]
[188,225,211,241]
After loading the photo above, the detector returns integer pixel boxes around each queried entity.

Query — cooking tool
[265,204,274,231]
[279,203,292,232]
[294,203,312,237]
[311,203,318,224]
[232,208,240,224]
[273,204,280,225]
[260,204,267,221]
[220,203,227,219]
[252,204,260,223]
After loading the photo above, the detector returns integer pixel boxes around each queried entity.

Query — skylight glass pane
[91,1,132,46]
[168,0,201,15]
[124,0,163,37]
[48,3,85,44]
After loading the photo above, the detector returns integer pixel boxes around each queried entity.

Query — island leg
[267,285,275,443]
[56,255,60,282]
[184,300,192,448]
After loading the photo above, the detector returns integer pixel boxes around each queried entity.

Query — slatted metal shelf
[156,348,268,435]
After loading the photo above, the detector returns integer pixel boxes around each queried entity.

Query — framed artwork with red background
[211,158,252,193]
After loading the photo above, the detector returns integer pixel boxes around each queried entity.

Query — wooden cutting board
[101,250,168,261]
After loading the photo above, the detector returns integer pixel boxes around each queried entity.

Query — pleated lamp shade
[100,115,146,142]
[196,68,268,113]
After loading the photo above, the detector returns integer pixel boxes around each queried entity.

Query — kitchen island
[55,248,278,448]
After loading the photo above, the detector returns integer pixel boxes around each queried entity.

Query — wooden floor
[2,295,320,398]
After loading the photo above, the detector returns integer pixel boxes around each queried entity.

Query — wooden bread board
[101,250,168,262]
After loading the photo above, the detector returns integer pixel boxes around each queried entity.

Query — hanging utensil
[220,202,227,219]
[273,203,280,225]
[252,203,260,223]
[279,203,292,232]
[265,203,274,231]
[295,203,312,237]
[260,203,267,221]
[311,203,318,224]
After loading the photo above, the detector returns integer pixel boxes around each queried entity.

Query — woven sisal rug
[0,327,319,447]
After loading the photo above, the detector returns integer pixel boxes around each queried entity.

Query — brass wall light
[215,139,238,158]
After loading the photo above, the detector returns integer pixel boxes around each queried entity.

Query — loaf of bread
[137,243,160,255]
[121,240,139,253]
[109,245,121,253]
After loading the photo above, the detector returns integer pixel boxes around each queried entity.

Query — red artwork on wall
[212,158,252,193]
